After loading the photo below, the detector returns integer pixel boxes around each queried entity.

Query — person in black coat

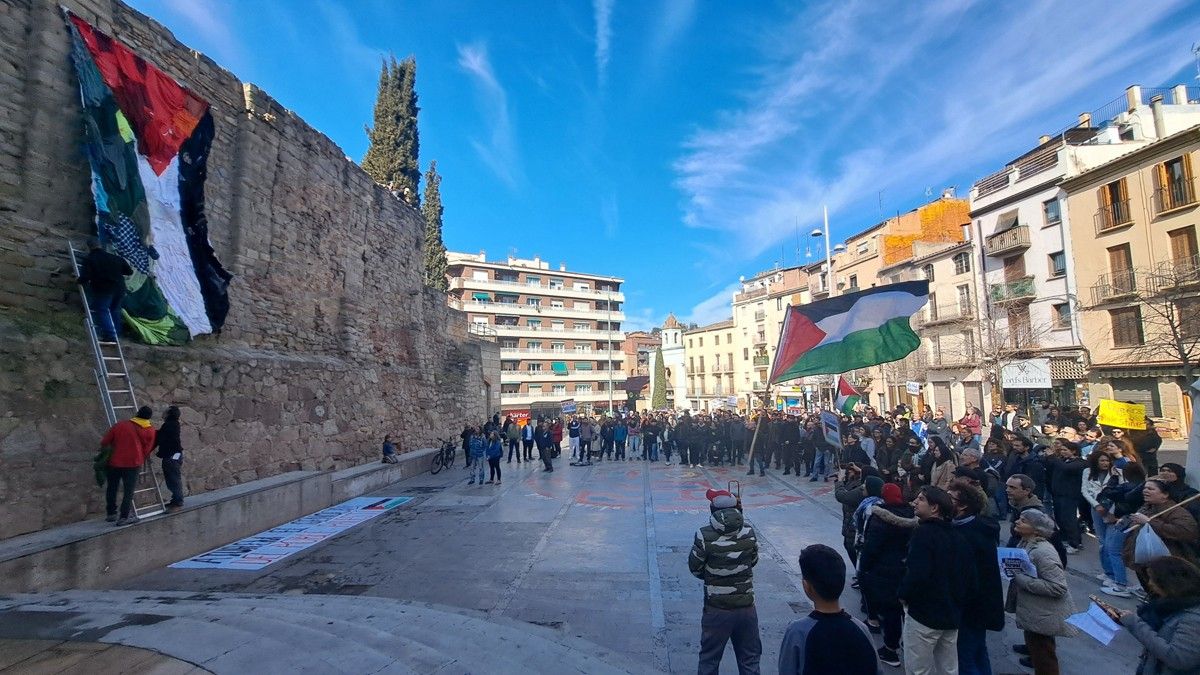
[948,479,1004,674]
[1042,439,1088,551]
[897,486,976,673]
[858,482,915,664]
[153,405,185,510]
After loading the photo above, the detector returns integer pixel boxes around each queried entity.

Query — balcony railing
[1155,176,1199,214]
[916,303,975,327]
[1148,254,1200,292]
[752,355,770,366]
[988,276,1036,304]
[984,225,1031,257]
[1090,269,1138,304]
[752,381,768,392]
[753,310,766,321]
[1096,199,1133,233]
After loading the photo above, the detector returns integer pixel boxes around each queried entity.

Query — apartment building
[970,85,1200,414]
[446,252,626,415]
[684,319,737,411]
[1062,113,1200,435]
[730,265,810,410]
[622,329,659,403]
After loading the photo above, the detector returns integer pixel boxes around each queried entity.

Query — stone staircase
[0,591,657,674]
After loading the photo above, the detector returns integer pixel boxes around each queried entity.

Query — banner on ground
[1096,399,1147,430]
[66,12,232,344]
[769,281,929,382]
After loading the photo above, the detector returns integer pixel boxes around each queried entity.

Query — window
[527,340,542,351]
[527,319,541,329]
[743,348,749,360]
[699,356,705,372]
[574,301,590,311]
[527,297,541,307]
[549,278,564,290]
[848,274,858,289]
[689,357,695,373]
[956,285,971,315]
[552,384,567,395]
[688,339,693,349]
[551,341,565,352]
[1099,178,1131,230]
[922,264,935,282]
[573,282,590,291]
[1049,251,1066,277]
[1169,227,1199,268]
[699,337,704,347]
[550,361,568,375]
[1179,298,1200,338]
[471,270,489,281]
[1110,306,1145,346]
[927,291,938,321]
[1158,155,1196,212]
[930,335,941,363]
[526,275,540,286]
[550,300,564,309]
[1108,245,1135,294]
[529,384,543,394]
[714,334,720,345]
[550,320,564,331]
[1052,303,1071,330]
[953,252,971,275]
[1043,199,1062,226]
[501,384,520,394]
[500,339,518,349]
[576,384,592,393]
[727,332,733,343]
[528,363,543,372]
[727,353,734,371]
[501,360,520,372]
[962,331,976,361]
[573,322,589,331]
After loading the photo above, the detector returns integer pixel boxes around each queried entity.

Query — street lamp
[811,206,846,406]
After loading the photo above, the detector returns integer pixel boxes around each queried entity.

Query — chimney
[1038,134,1051,145]
[1126,85,1142,112]
[1077,112,1092,128]
[559,263,566,271]
[1173,84,1190,105]
[478,249,486,260]
[1151,94,1167,139]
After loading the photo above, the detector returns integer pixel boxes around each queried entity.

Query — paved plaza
[2,456,1147,673]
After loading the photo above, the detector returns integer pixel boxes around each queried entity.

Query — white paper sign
[997,547,1037,578]
[1066,603,1122,645]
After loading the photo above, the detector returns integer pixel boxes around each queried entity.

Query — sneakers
[1095,573,1113,582]
[1101,584,1132,598]
[485,480,494,484]
[876,646,901,668]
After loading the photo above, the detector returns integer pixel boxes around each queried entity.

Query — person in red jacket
[101,405,157,525]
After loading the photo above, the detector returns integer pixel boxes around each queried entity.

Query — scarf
[853,496,884,538]
[131,416,152,428]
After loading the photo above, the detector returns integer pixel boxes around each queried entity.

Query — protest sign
[997,547,1038,579]
[1096,399,1146,430]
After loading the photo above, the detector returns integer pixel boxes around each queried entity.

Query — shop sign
[1002,359,1052,389]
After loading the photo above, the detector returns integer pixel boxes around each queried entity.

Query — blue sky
[127,0,1200,331]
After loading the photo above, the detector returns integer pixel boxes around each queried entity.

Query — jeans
[646,438,659,461]
[105,466,139,519]
[698,604,761,675]
[522,439,534,461]
[689,443,704,466]
[471,456,486,482]
[615,439,626,460]
[1092,510,1114,579]
[488,457,501,481]
[580,439,592,460]
[956,626,991,675]
[88,287,124,340]
[812,449,832,480]
[878,605,903,651]
[629,434,642,458]
[903,615,958,675]
[161,458,184,506]
[568,437,580,459]
[1102,517,1129,585]
[507,439,521,462]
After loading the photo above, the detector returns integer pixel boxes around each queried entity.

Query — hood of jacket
[709,506,744,533]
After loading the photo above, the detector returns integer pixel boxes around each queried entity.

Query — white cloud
[457,43,524,189]
[594,0,614,86]
[673,0,1198,263]
[623,307,658,333]
[682,283,740,327]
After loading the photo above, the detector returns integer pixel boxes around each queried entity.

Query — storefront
[1001,357,1085,416]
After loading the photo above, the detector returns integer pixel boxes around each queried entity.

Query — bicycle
[430,438,457,474]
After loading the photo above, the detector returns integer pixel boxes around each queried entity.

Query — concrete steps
[0,591,656,674]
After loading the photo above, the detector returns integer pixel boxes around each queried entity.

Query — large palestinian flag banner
[66,12,231,344]
[769,281,929,382]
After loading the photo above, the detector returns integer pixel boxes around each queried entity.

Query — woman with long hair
[1113,556,1200,674]
[1123,480,1200,592]
[927,436,957,490]
[1083,451,1123,589]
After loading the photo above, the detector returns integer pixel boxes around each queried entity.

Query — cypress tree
[422,161,448,290]
[362,56,421,207]
[652,347,668,409]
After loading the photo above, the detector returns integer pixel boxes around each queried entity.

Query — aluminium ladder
[68,241,167,519]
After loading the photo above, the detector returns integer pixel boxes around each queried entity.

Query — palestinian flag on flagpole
[835,376,860,415]
[66,12,231,344]
[769,281,929,382]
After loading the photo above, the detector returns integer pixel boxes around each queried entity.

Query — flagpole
[824,205,839,410]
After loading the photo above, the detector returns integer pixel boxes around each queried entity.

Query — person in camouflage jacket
[690,489,762,674]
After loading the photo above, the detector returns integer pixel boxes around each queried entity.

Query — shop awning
[551,361,568,375]
[472,292,491,301]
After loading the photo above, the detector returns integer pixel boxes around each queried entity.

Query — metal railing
[1090,269,1138,304]
[916,302,975,326]
[988,276,1036,304]
[1096,198,1133,232]
[752,355,769,366]
[984,225,1031,257]
[1148,254,1200,292]
[1155,176,1198,214]
[1014,145,1062,183]
[975,168,1012,198]
[754,310,766,321]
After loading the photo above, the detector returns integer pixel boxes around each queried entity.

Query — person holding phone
[1096,556,1200,675]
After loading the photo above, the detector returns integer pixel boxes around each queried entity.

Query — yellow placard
[1096,399,1147,430]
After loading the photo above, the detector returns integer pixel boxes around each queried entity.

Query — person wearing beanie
[690,488,762,673]
[99,405,156,526]
[860,481,916,666]
[1158,462,1200,535]
[948,479,1005,674]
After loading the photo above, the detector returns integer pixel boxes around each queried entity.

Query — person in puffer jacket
[467,427,486,485]
[1116,555,1200,675]
[690,489,761,674]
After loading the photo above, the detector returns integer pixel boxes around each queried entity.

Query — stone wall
[0,0,500,540]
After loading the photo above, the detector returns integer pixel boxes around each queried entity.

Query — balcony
[984,225,1031,257]
[752,381,768,392]
[753,310,766,321]
[492,324,625,340]
[988,276,1036,304]
[500,369,627,383]
[1096,199,1133,233]
[450,299,625,322]
[752,355,770,366]
[1155,176,1199,215]
[1090,269,1138,305]
[1148,254,1200,292]
[448,277,625,302]
[916,303,975,327]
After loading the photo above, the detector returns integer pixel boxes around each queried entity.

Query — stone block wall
[0,0,499,540]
